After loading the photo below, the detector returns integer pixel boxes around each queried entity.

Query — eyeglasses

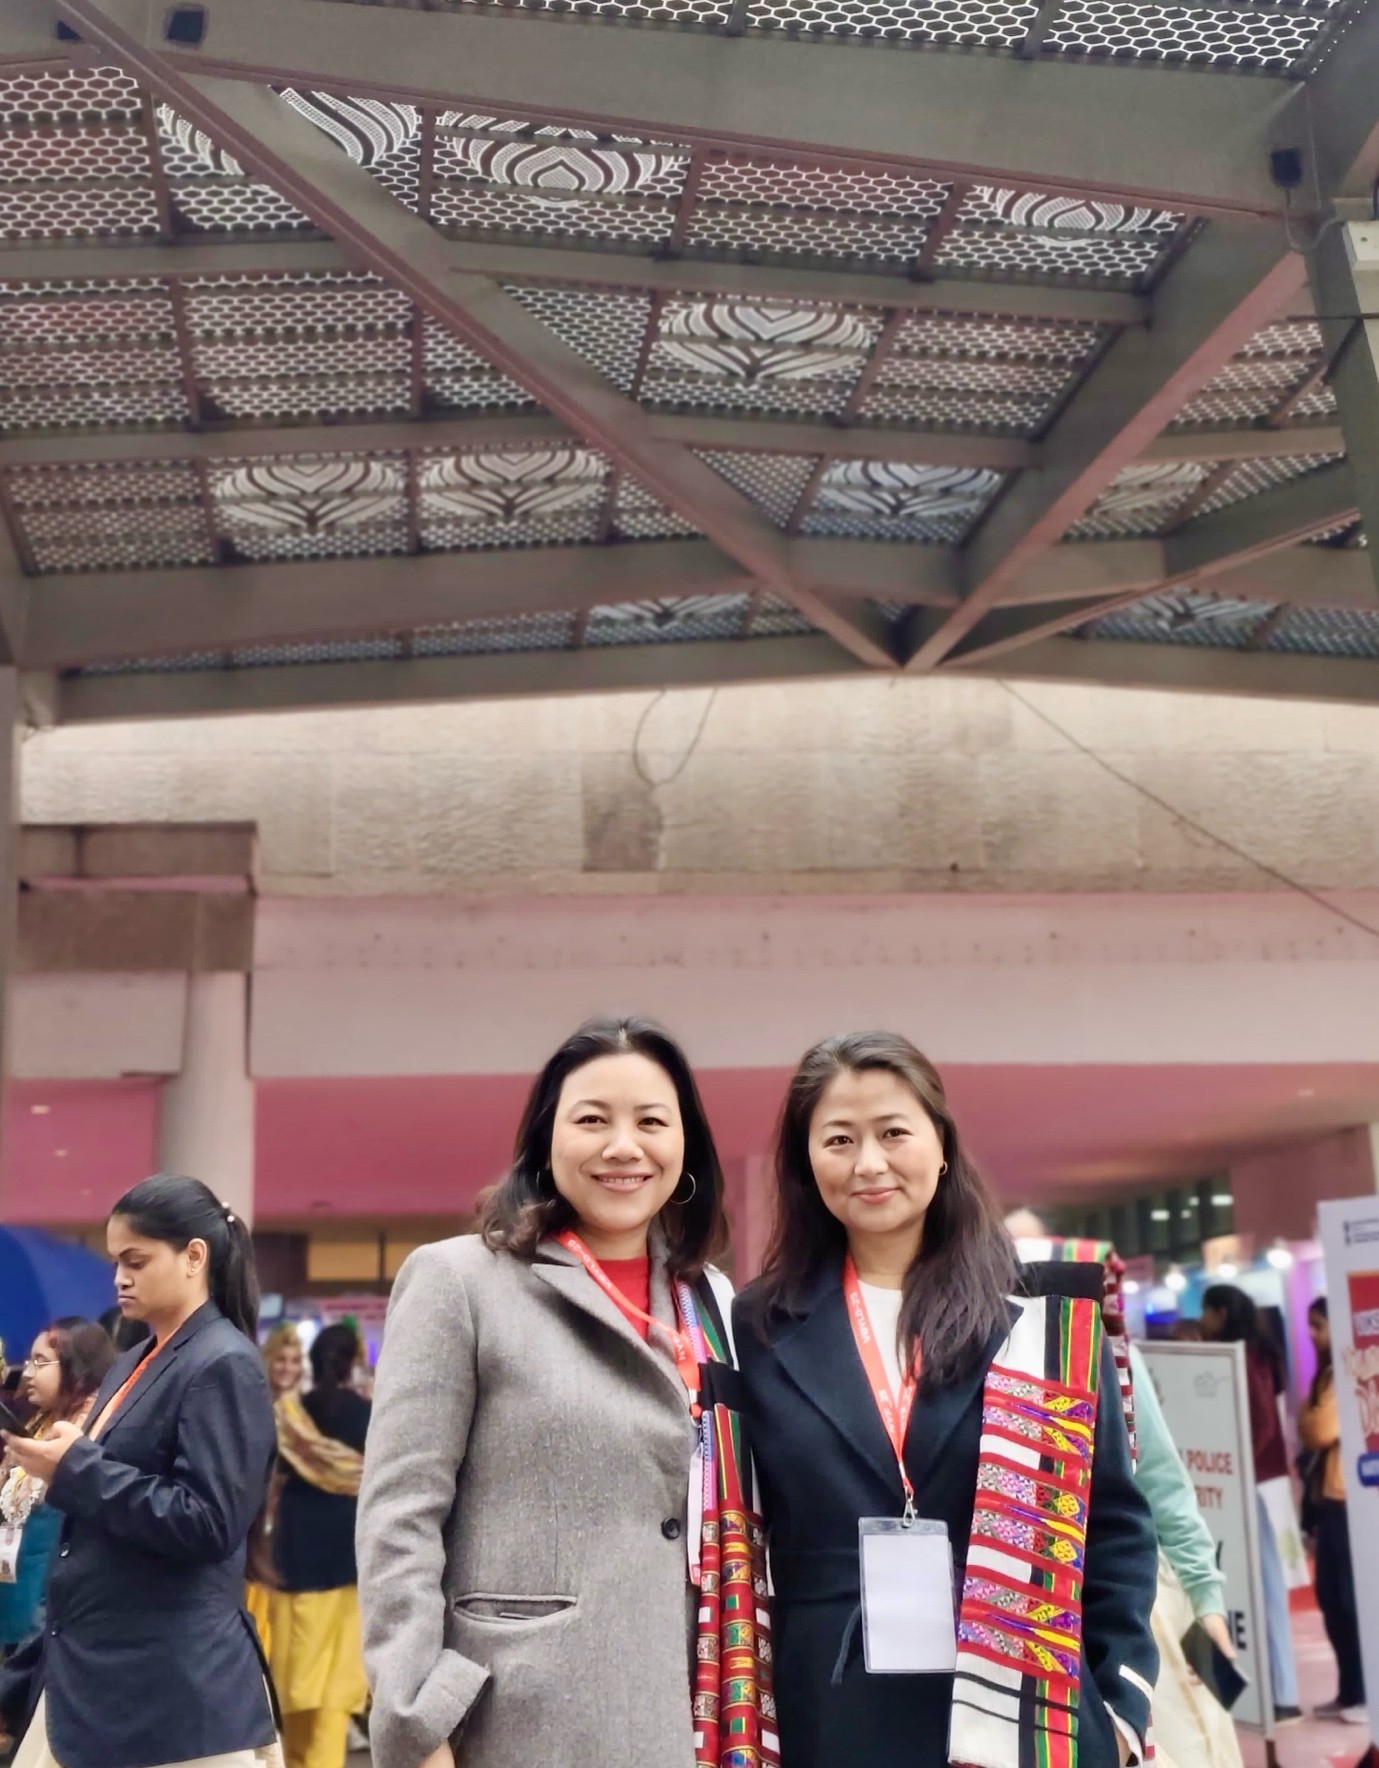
[22,1356,58,1371]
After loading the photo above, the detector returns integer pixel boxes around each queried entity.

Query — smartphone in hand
[1181,1620,1249,1712]
[0,1395,34,1439]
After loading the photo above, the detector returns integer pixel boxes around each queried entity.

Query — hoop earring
[939,1162,949,1176]
[673,1172,698,1205]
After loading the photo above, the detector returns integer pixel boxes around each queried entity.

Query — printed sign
[1138,1340,1272,1732]
[1319,1200,1379,1712]
[1344,1267,1379,1487]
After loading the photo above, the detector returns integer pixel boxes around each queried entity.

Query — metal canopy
[0,0,1373,722]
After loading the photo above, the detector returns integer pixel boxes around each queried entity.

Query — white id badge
[0,1523,21,1584]
[858,1517,957,1674]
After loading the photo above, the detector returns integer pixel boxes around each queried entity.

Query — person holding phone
[0,1321,114,1661]
[0,1174,278,1768]
[735,1031,1158,1768]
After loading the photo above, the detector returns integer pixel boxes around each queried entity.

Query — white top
[858,1280,906,1400]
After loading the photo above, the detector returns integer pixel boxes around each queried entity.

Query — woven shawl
[949,1289,1104,1768]
[274,1391,365,1497]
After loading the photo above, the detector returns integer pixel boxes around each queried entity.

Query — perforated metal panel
[1083,589,1277,647]
[505,286,654,393]
[1259,606,1379,659]
[695,451,819,525]
[1042,0,1340,73]
[1067,462,1213,537]
[803,460,1003,541]
[586,594,754,645]
[231,636,405,667]
[748,596,819,638]
[414,611,580,654]
[612,481,701,540]
[1190,452,1346,518]
[747,0,1038,48]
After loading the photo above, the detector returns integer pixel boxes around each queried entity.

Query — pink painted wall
[1231,1126,1378,1245]
[0,1079,161,1224]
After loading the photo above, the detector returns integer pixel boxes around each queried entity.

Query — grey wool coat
[357,1232,725,1768]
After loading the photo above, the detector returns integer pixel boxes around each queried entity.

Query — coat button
[59,1545,69,1558]
[661,1517,682,1541]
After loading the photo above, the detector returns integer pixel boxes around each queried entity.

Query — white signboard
[1138,1340,1272,1732]
[1316,1198,1379,1713]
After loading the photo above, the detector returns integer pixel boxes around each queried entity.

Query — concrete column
[722,1152,774,1284]
[0,669,20,1219]
[157,972,256,1225]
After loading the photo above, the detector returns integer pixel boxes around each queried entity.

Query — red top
[1245,1341,1289,1483]
[599,1257,653,1339]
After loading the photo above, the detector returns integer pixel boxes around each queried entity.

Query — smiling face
[108,1214,210,1336]
[22,1332,62,1414]
[808,1065,946,1272]
[268,1339,304,1398]
[549,1051,685,1261]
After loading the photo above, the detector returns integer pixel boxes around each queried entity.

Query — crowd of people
[0,1015,1364,1768]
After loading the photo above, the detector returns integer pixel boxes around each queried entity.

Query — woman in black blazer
[734,1033,1158,1768]
[0,1175,278,1768]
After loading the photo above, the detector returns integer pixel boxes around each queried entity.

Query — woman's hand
[1199,1611,1236,1661]
[0,1420,82,1480]
[417,1746,455,1768]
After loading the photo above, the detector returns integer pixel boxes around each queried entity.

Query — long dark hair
[44,1316,116,1419]
[110,1175,260,1340]
[753,1031,1017,1394]
[479,1016,729,1280]
[1202,1282,1284,1385]
[311,1323,360,1391]
[1308,1294,1332,1400]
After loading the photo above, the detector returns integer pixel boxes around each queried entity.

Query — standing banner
[1316,1198,1379,1713]
[1138,1341,1273,1732]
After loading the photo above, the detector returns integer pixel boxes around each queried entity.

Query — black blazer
[0,1303,277,1768]
[732,1263,1158,1768]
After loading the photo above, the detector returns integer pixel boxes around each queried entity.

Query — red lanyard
[90,1339,163,1440]
[556,1232,702,1413]
[843,1256,920,1521]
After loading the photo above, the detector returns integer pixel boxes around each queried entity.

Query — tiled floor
[1239,1601,1372,1768]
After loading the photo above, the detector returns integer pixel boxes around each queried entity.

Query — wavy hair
[752,1030,1017,1393]
[479,1016,729,1280]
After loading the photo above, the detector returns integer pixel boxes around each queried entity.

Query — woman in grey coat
[357,1017,740,1768]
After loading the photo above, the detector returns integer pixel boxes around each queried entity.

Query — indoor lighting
[1151,1208,1171,1222]
[1266,1244,1295,1271]
[1217,1261,1239,1280]
[1211,1193,1233,1207]
[30,1104,49,1115]
[1164,1268,1188,1294]
[1123,1279,1141,1297]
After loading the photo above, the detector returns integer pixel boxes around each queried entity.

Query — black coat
[275,1386,370,1593]
[732,1263,1158,1768]
[0,1303,277,1768]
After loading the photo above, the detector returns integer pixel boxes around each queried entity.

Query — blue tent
[0,1227,114,1367]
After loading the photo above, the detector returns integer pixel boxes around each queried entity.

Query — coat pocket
[453,1594,578,1624]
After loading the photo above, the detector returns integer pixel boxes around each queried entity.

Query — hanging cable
[630,687,719,791]
[993,678,1379,943]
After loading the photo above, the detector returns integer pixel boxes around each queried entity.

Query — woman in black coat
[0,1175,277,1768]
[734,1033,1158,1768]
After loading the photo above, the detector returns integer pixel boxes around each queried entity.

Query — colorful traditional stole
[1016,1236,1136,1466]
[274,1391,365,1496]
[949,1290,1103,1768]
[677,1278,781,1768]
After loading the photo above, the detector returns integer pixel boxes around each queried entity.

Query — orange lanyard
[556,1232,702,1412]
[89,1340,163,1440]
[843,1256,920,1522]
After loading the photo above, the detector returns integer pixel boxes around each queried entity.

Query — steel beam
[17,538,965,671]
[0,237,1148,327]
[45,0,1287,217]
[975,634,1379,706]
[0,413,1039,473]
[1309,225,1379,589]
[906,223,1307,671]
[55,632,868,724]
[0,491,31,669]
[55,8,895,670]
[940,458,1359,665]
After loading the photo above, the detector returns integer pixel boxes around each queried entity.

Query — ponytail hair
[110,1174,260,1341]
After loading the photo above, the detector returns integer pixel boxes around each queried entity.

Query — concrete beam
[1309,224,1379,590]
[47,0,1287,216]
[19,822,258,886]
[17,889,254,973]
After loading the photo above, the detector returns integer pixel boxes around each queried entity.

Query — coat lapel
[771,1265,900,1494]
[95,1302,219,1441]
[531,1237,688,1410]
